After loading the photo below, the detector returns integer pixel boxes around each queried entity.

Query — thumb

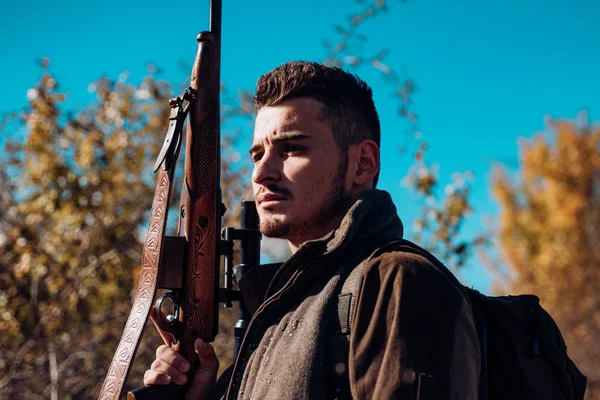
[185,339,219,400]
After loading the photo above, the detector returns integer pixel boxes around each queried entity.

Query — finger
[150,358,188,385]
[155,345,190,373]
[143,368,172,386]
[195,339,218,371]
[150,306,177,346]
[186,339,219,396]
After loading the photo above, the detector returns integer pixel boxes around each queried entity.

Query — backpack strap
[326,241,409,398]
[325,252,369,399]
[337,256,366,335]
[466,288,489,400]
[325,239,472,399]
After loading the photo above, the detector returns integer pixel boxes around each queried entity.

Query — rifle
[98,0,261,398]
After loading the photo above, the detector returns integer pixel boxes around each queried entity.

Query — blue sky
[2,0,599,291]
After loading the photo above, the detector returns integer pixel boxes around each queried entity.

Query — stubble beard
[259,153,350,242]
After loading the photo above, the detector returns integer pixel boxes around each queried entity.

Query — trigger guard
[155,293,180,335]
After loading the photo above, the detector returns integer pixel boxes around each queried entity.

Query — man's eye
[251,153,263,163]
[283,144,303,154]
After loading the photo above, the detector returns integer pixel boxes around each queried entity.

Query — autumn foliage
[0,61,247,398]
[492,119,600,399]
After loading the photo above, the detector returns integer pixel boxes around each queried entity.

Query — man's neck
[285,190,368,254]
[286,211,348,254]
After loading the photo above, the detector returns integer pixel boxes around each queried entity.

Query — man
[143,61,480,399]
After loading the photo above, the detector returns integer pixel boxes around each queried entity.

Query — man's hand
[143,308,219,399]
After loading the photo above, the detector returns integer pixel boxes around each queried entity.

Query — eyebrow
[248,133,312,156]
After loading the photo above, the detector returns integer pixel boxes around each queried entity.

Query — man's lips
[257,193,288,206]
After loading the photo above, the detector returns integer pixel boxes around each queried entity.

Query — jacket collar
[312,188,404,255]
[238,189,404,313]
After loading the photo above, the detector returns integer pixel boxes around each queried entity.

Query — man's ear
[350,140,379,188]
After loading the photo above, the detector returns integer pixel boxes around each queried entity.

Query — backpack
[329,239,587,400]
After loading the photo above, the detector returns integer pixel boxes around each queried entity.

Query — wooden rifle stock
[98,1,224,399]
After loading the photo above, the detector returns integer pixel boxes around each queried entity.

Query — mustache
[256,184,292,199]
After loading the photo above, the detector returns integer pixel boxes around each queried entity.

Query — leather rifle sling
[98,98,186,400]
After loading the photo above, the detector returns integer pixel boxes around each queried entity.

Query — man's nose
[252,150,281,185]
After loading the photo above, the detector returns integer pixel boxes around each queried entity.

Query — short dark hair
[253,61,381,186]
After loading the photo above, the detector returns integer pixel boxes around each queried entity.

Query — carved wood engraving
[98,170,173,400]
[187,221,209,336]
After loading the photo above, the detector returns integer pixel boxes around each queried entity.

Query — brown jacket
[219,189,480,399]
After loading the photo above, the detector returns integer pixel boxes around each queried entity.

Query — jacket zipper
[225,243,323,399]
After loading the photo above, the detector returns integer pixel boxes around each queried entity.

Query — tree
[0,60,248,397]
[492,117,600,399]
[323,0,486,271]
[402,141,489,270]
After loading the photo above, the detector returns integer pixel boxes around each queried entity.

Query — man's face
[250,97,351,249]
